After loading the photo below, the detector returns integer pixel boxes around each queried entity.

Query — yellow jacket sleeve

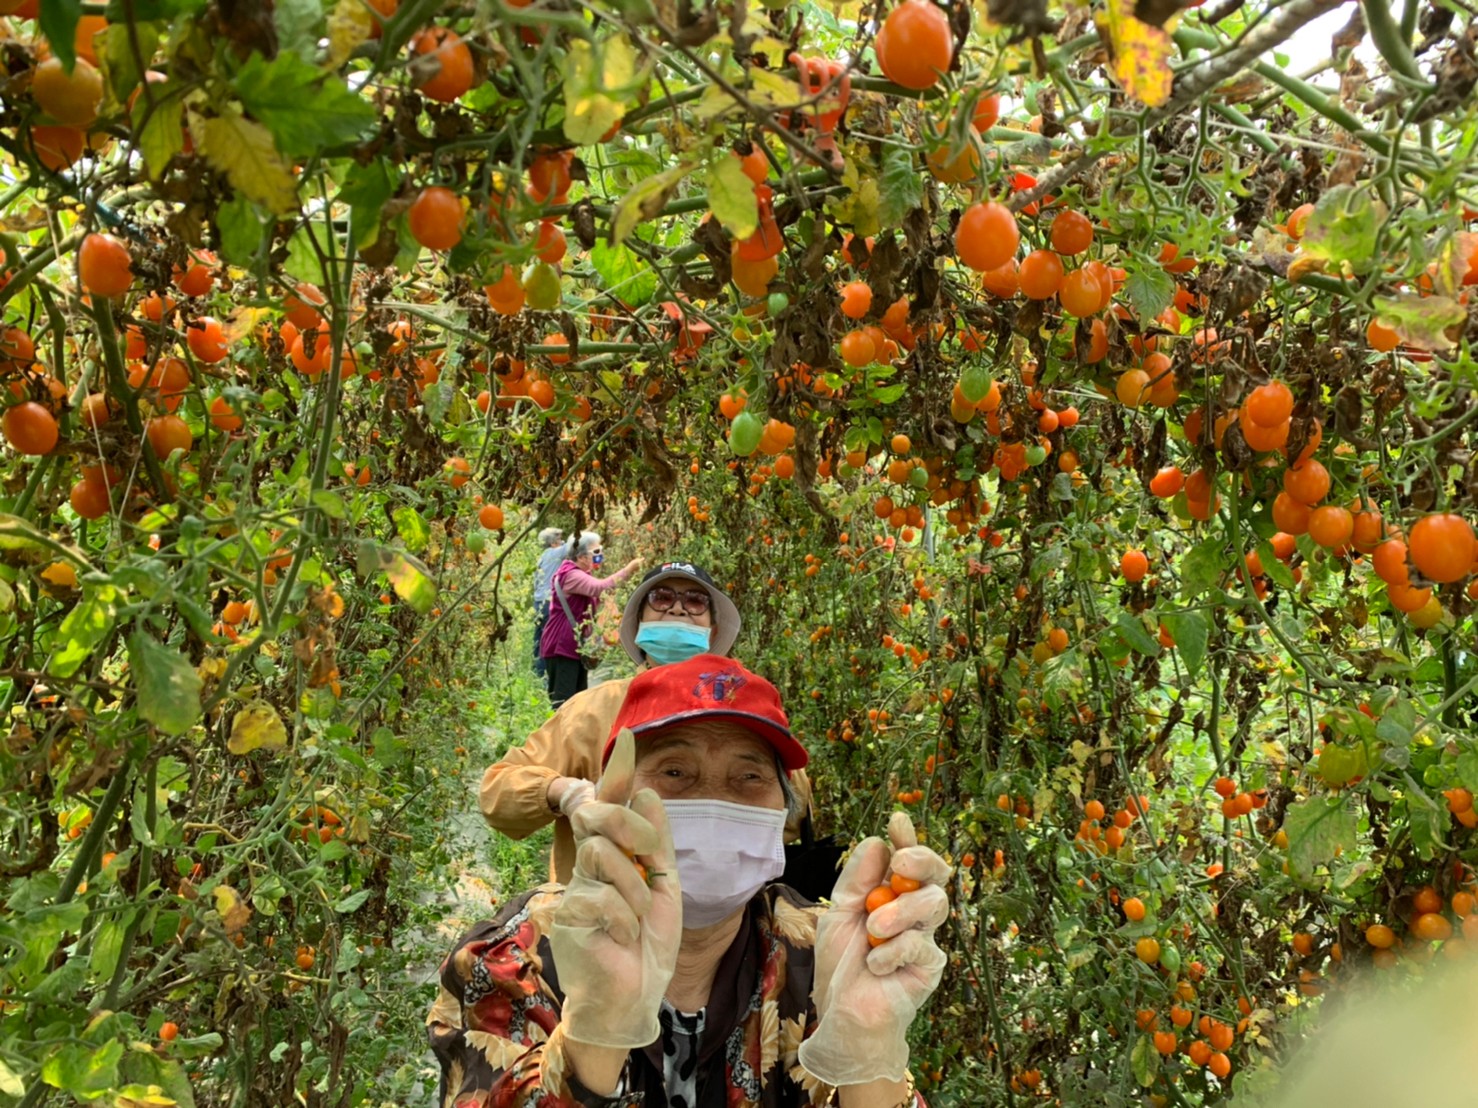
[478,677,633,883]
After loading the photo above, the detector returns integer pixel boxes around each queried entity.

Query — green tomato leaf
[39,0,83,72]
[99,21,159,106]
[231,53,377,160]
[49,585,120,680]
[338,158,397,249]
[878,143,924,229]
[273,0,322,60]
[392,506,430,553]
[1122,262,1175,322]
[1160,609,1208,676]
[127,633,203,737]
[590,241,656,306]
[40,1040,123,1100]
[216,194,268,266]
[1115,611,1159,655]
[1300,184,1383,273]
[1179,537,1224,600]
[1283,795,1358,887]
[131,80,186,182]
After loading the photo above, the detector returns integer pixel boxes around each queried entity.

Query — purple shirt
[538,561,628,659]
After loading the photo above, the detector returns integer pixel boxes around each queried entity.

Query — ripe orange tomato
[1407,513,1476,583]
[955,202,1019,273]
[840,281,872,319]
[210,395,244,432]
[1244,380,1293,428]
[3,401,59,455]
[875,0,954,91]
[187,317,228,364]
[408,186,465,251]
[70,476,111,520]
[1058,268,1102,316]
[145,414,193,459]
[1018,250,1064,300]
[1049,210,1094,255]
[839,329,876,368]
[1120,548,1149,583]
[173,251,215,297]
[78,233,134,298]
[411,27,474,103]
[971,91,1001,132]
[528,151,575,204]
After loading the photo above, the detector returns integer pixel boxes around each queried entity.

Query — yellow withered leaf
[1098,0,1174,108]
[227,698,289,755]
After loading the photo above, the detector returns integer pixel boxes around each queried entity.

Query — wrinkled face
[634,723,783,811]
[641,578,714,629]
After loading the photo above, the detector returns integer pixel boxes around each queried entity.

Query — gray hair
[538,526,565,547]
[775,753,802,823]
[568,531,602,557]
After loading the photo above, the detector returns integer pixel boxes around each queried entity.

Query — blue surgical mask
[592,552,604,565]
[635,621,711,665]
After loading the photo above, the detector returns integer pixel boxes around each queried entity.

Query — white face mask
[662,799,787,928]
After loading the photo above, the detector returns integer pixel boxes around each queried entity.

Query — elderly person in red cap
[430,655,951,1108]
[481,561,812,885]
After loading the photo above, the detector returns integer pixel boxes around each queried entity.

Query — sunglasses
[646,586,711,615]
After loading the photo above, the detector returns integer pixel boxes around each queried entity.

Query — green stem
[12,456,55,519]
[1208,102,1279,154]
[1362,0,1422,80]
[0,232,81,309]
[102,759,157,1009]
[58,755,134,906]
[90,299,168,498]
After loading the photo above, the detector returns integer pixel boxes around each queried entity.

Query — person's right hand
[550,776,595,818]
[548,729,681,1048]
[624,556,644,576]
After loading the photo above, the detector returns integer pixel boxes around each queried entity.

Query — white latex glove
[798,811,951,1086]
[548,729,681,1048]
[555,777,596,819]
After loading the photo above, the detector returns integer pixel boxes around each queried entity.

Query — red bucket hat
[603,654,807,770]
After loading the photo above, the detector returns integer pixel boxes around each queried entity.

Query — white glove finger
[597,728,637,805]
[628,788,678,876]
[570,801,660,856]
[558,779,597,819]
[887,810,918,850]
[866,928,947,981]
[562,870,644,946]
[574,836,654,918]
[867,884,949,940]
[827,837,890,910]
[890,845,952,887]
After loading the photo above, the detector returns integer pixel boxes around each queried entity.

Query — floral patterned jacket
[427,882,926,1108]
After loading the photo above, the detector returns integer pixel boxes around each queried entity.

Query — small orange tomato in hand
[865,884,896,946]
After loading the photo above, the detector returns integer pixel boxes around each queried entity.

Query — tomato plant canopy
[1,0,1477,1104]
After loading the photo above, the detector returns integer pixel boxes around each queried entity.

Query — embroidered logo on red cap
[694,668,746,702]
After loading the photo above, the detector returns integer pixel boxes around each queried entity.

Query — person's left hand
[797,812,950,1086]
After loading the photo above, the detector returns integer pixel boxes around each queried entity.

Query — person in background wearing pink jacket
[538,531,642,708]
